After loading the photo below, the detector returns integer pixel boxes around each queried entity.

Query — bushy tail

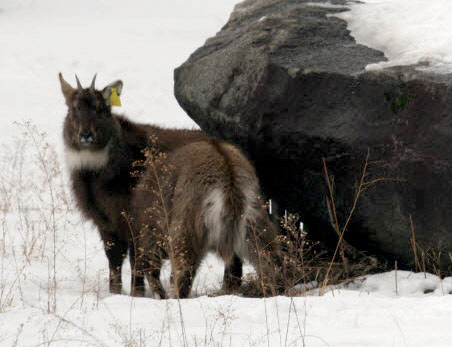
[204,141,247,262]
[218,182,247,261]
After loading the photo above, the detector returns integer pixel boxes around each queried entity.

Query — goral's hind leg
[146,268,166,299]
[223,254,243,293]
[172,256,200,299]
[170,228,202,299]
[138,246,167,299]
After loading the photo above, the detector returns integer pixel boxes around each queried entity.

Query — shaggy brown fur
[132,139,282,299]
[59,73,205,296]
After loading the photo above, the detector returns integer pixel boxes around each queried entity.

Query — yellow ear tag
[110,88,121,107]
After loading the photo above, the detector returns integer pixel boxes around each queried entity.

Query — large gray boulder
[174,0,452,270]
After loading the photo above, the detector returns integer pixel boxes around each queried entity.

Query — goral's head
[59,73,123,151]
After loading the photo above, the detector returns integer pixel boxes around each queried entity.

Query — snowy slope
[2,0,452,346]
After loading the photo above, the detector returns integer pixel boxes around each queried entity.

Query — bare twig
[320,151,393,295]
[322,158,348,275]
[409,216,421,272]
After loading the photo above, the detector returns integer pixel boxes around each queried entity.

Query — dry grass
[0,121,69,313]
[0,121,107,345]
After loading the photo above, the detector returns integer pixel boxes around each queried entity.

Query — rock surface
[174,0,452,270]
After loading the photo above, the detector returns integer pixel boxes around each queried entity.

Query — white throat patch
[65,143,111,171]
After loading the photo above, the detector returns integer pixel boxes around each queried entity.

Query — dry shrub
[241,212,384,297]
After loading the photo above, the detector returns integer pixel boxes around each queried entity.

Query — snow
[334,0,452,73]
[2,0,452,346]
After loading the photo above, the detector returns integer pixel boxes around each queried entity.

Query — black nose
[79,129,94,144]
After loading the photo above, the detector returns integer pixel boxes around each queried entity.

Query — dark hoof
[222,277,242,293]
[130,286,145,297]
[109,284,122,295]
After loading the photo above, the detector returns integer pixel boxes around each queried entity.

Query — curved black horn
[90,73,97,92]
[75,74,83,92]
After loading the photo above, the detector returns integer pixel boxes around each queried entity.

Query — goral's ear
[58,72,75,106]
[102,80,123,106]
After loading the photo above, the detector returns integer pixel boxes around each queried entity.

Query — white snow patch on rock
[334,0,452,73]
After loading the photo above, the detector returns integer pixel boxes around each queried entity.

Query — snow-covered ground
[2,0,452,346]
[334,0,452,73]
